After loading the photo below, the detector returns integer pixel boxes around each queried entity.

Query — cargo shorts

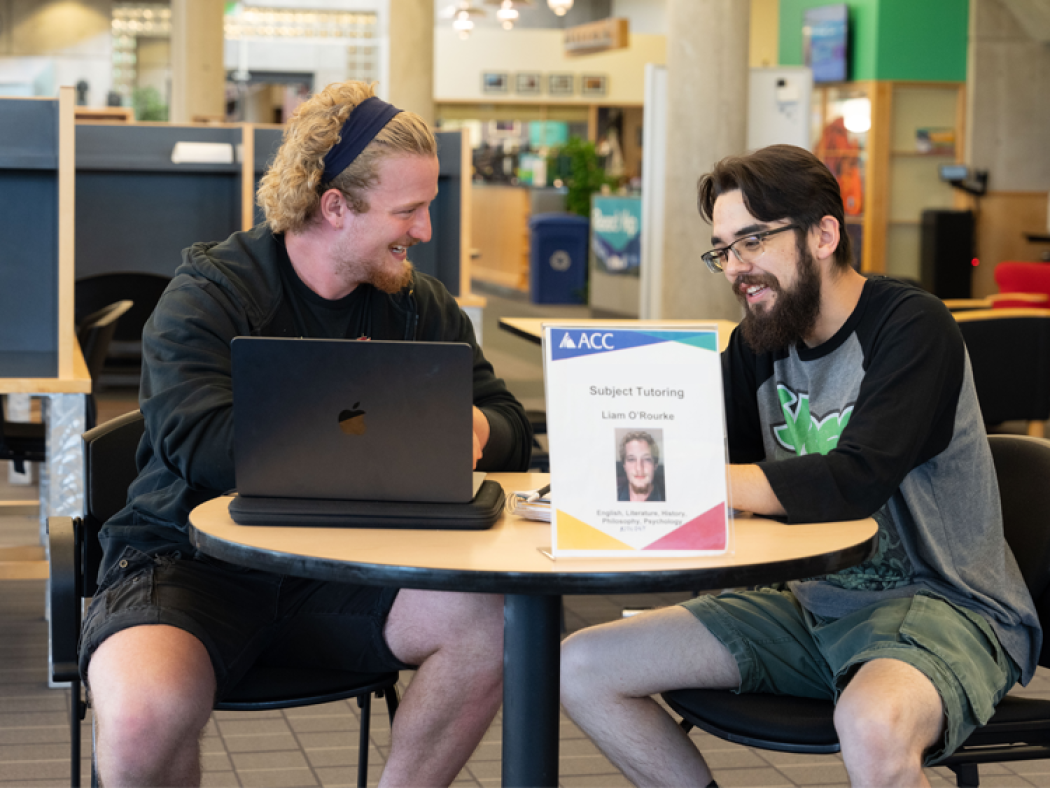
[80,546,413,698]
[680,587,1020,764]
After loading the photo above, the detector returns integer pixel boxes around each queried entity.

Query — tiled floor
[4,287,1050,786]
[6,570,1050,788]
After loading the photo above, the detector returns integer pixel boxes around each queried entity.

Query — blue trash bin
[528,213,589,304]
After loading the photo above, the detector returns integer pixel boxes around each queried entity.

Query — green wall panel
[779,0,967,82]
[873,0,968,81]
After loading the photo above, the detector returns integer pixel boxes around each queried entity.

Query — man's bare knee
[834,659,943,785]
[386,590,504,670]
[561,606,739,713]
[89,625,216,784]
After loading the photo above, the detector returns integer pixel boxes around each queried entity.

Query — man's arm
[472,405,490,469]
[760,296,966,523]
[138,278,241,493]
[728,464,786,517]
[413,275,532,471]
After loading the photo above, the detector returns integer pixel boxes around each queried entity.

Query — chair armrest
[48,516,81,683]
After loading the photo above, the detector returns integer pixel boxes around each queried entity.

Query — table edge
[189,520,878,595]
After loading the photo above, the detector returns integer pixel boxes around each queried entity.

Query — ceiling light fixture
[448,0,484,38]
[497,0,518,29]
[547,0,573,16]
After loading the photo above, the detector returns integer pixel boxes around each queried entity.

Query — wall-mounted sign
[592,195,642,276]
[564,17,629,56]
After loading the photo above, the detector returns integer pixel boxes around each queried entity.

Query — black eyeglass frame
[701,224,801,273]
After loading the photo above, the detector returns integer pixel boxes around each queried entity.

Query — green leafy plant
[548,136,617,217]
[131,86,168,122]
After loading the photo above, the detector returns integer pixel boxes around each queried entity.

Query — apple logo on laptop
[339,402,367,435]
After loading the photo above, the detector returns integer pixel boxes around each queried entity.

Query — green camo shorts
[680,588,1020,764]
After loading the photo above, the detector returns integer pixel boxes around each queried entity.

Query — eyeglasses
[701,224,800,273]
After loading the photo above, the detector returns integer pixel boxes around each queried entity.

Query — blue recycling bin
[528,213,589,304]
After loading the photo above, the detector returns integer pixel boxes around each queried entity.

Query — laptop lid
[232,336,476,504]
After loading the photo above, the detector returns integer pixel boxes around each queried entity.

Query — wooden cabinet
[470,185,531,292]
[811,81,965,279]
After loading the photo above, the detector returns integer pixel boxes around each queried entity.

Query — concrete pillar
[388,0,435,126]
[170,0,225,123]
[660,0,749,321]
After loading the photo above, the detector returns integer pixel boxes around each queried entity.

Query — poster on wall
[591,195,642,275]
[543,324,730,558]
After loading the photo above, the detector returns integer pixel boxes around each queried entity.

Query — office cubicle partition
[0,90,75,379]
[74,123,468,298]
[75,124,242,278]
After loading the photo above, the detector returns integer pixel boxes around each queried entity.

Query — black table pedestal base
[502,593,562,787]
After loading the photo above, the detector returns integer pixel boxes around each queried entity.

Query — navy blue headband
[322,97,402,182]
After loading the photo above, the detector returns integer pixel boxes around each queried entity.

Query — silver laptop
[231,336,481,504]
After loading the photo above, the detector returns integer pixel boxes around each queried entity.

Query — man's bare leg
[379,589,504,787]
[560,606,740,787]
[88,625,216,787]
[835,658,945,788]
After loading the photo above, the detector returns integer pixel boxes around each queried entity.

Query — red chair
[994,261,1050,302]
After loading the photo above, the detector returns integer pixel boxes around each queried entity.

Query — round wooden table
[190,472,878,788]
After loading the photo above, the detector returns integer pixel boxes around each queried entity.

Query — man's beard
[368,258,414,294]
[735,245,822,354]
[334,236,415,294]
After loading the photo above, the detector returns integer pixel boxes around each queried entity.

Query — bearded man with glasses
[560,144,1040,788]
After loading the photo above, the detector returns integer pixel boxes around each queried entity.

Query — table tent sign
[543,324,731,557]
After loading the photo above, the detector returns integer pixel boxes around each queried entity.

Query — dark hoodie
[97,224,531,580]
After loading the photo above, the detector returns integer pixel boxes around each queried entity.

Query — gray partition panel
[75,124,242,278]
[252,127,284,227]
[410,131,463,296]
[77,172,240,276]
[0,99,59,365]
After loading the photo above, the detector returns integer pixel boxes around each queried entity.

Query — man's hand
[728,464,786,517]
[472,406,491,469]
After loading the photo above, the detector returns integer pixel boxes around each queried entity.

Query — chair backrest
[954,309,1050,423]
[82,409,145,597]
[988,434,1050,668]
[994,261,1050,298]
[77,299,134,384]
[75,272,172,344]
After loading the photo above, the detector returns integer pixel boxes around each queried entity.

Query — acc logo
[559,332,615,350]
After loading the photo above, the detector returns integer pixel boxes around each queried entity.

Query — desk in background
[1,348,91,545]
[189,472,877,788]
[1,88,88,545]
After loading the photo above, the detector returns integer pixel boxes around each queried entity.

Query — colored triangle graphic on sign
[642,331,719,352]
[556,510,634,551]
[643,503,727,551]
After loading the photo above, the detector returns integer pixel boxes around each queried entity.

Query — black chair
[77,299,133,429]
[526,408,549,471]
[0,300,133,474]
[662,434,1050,788]
[75,272,172,388]
[48,410,400,788]
[0,396,46,474]
[954,309,1050,437]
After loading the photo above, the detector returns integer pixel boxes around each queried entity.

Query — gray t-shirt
[722,276,1041,683]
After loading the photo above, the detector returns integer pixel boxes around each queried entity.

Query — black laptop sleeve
[228,479,505,530]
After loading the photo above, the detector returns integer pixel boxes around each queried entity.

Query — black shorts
[80,546,412,699]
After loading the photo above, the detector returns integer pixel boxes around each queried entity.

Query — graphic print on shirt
[772,385,854,456]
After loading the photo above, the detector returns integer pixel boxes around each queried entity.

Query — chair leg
[90,714,99,788]
[357,693,372,788]
[70,679,81,788]
[948,762,980,788]
[383,685,400,726]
